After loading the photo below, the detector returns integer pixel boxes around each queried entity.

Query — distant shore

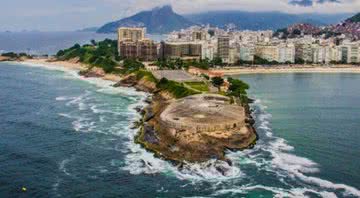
[21,58,122,82]
[213,65,360,75]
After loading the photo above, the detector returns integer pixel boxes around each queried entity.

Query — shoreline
[8,58,360,75]
[212,65,360,75]
[19,58,122,82]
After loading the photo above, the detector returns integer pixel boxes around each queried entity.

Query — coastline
[8,58,360,75]
[20,58,122,82]
[212,65,360,75]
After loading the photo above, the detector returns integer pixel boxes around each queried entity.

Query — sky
[0,0,359,31]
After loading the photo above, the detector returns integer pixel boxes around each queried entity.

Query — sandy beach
[213,65,360,75]
[16,58,360,79]
[0,56,11,62]
[22,58,122,82]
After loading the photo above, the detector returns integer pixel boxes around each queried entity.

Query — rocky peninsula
[115,73,258,163]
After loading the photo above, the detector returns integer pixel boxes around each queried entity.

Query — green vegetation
[346,13,360,23]
[154,57,224,70]
[313,30,341,39]
[185,82,209,92]
[254,56,279,65]
[211,77,224,91]
[134,70,158,83]
[1,52,32,59]
[227,77,250,104]
[157,78,200,99]
[274,28,289,39]
[154,58,185,70]
[56,39,120,73]
[122,59,145,74]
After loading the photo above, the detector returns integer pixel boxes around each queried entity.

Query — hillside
[187,11,350,30]
[346,13,360,22]
[97,5,194,34]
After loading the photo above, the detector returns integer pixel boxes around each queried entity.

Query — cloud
[109,0,359,15]
[0,0,359,31]
[289,0,340,6]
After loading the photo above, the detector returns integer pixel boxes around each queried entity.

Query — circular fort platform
[160,94,246,132]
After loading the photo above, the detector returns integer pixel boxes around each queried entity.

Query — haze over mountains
[97,5,354,34]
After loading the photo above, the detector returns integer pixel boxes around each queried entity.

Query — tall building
[201,41,216,61]
[255,45,279,62]
[239,45,255,62]
[349,44,359,63]
[217,36,230,63]
[118,27,145,42]
[229,48,239,64]
[295,43,313,63]
[118,27,158,61]
[278,43,295,63]
[255,43,295,63]
[118,39,158,61]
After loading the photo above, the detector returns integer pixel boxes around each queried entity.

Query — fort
[138,93,258,163]
[160,94,246,133]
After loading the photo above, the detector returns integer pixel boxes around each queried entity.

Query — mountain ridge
[97,5,195,34]
[96,5,353,34]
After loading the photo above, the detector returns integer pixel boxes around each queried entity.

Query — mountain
[186,11,351,30]
[346,13,360,22]
[97,5,195,34]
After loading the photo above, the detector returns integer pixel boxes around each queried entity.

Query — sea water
[0,62,359,197]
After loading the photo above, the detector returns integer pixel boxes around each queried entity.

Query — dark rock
[245,117,255,125]
[143,107,155,122]
[143,123,159,144]
[79,70,104,78]
[113,75,137,87]
[144,96,152,104]
[140,109,146,116]
[215,165,230,176]
[247,98,255,103]
[134,106,142,113]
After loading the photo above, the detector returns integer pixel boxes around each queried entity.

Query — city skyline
[1,0,360,31]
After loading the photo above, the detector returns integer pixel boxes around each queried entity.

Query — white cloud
[102,0,360,15]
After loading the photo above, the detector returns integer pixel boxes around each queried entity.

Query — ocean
[0,62,359,198]
[0,32,165,55]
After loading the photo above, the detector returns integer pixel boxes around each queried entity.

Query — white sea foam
[16,61,80,77]
[247,99,360,197]
[59,157,74,176]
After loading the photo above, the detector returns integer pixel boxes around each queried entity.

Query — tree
[211,77,224,91]
[90,39,97,46]
[212,57,223,67]
[292,29,301,35]
[123,58,144,73]
[227,77,250,104]
[295,58,305,64]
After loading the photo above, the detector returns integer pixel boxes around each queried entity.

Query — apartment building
[118,27,158,61]
[159,42,202,60]
[217,36,230,63]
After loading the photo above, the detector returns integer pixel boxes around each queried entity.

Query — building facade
[217,36,230,63]
[160,42,202,60]
[118,27,145,42]
[118,27,158,61]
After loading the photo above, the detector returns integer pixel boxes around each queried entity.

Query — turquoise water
[0,62,359,197]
